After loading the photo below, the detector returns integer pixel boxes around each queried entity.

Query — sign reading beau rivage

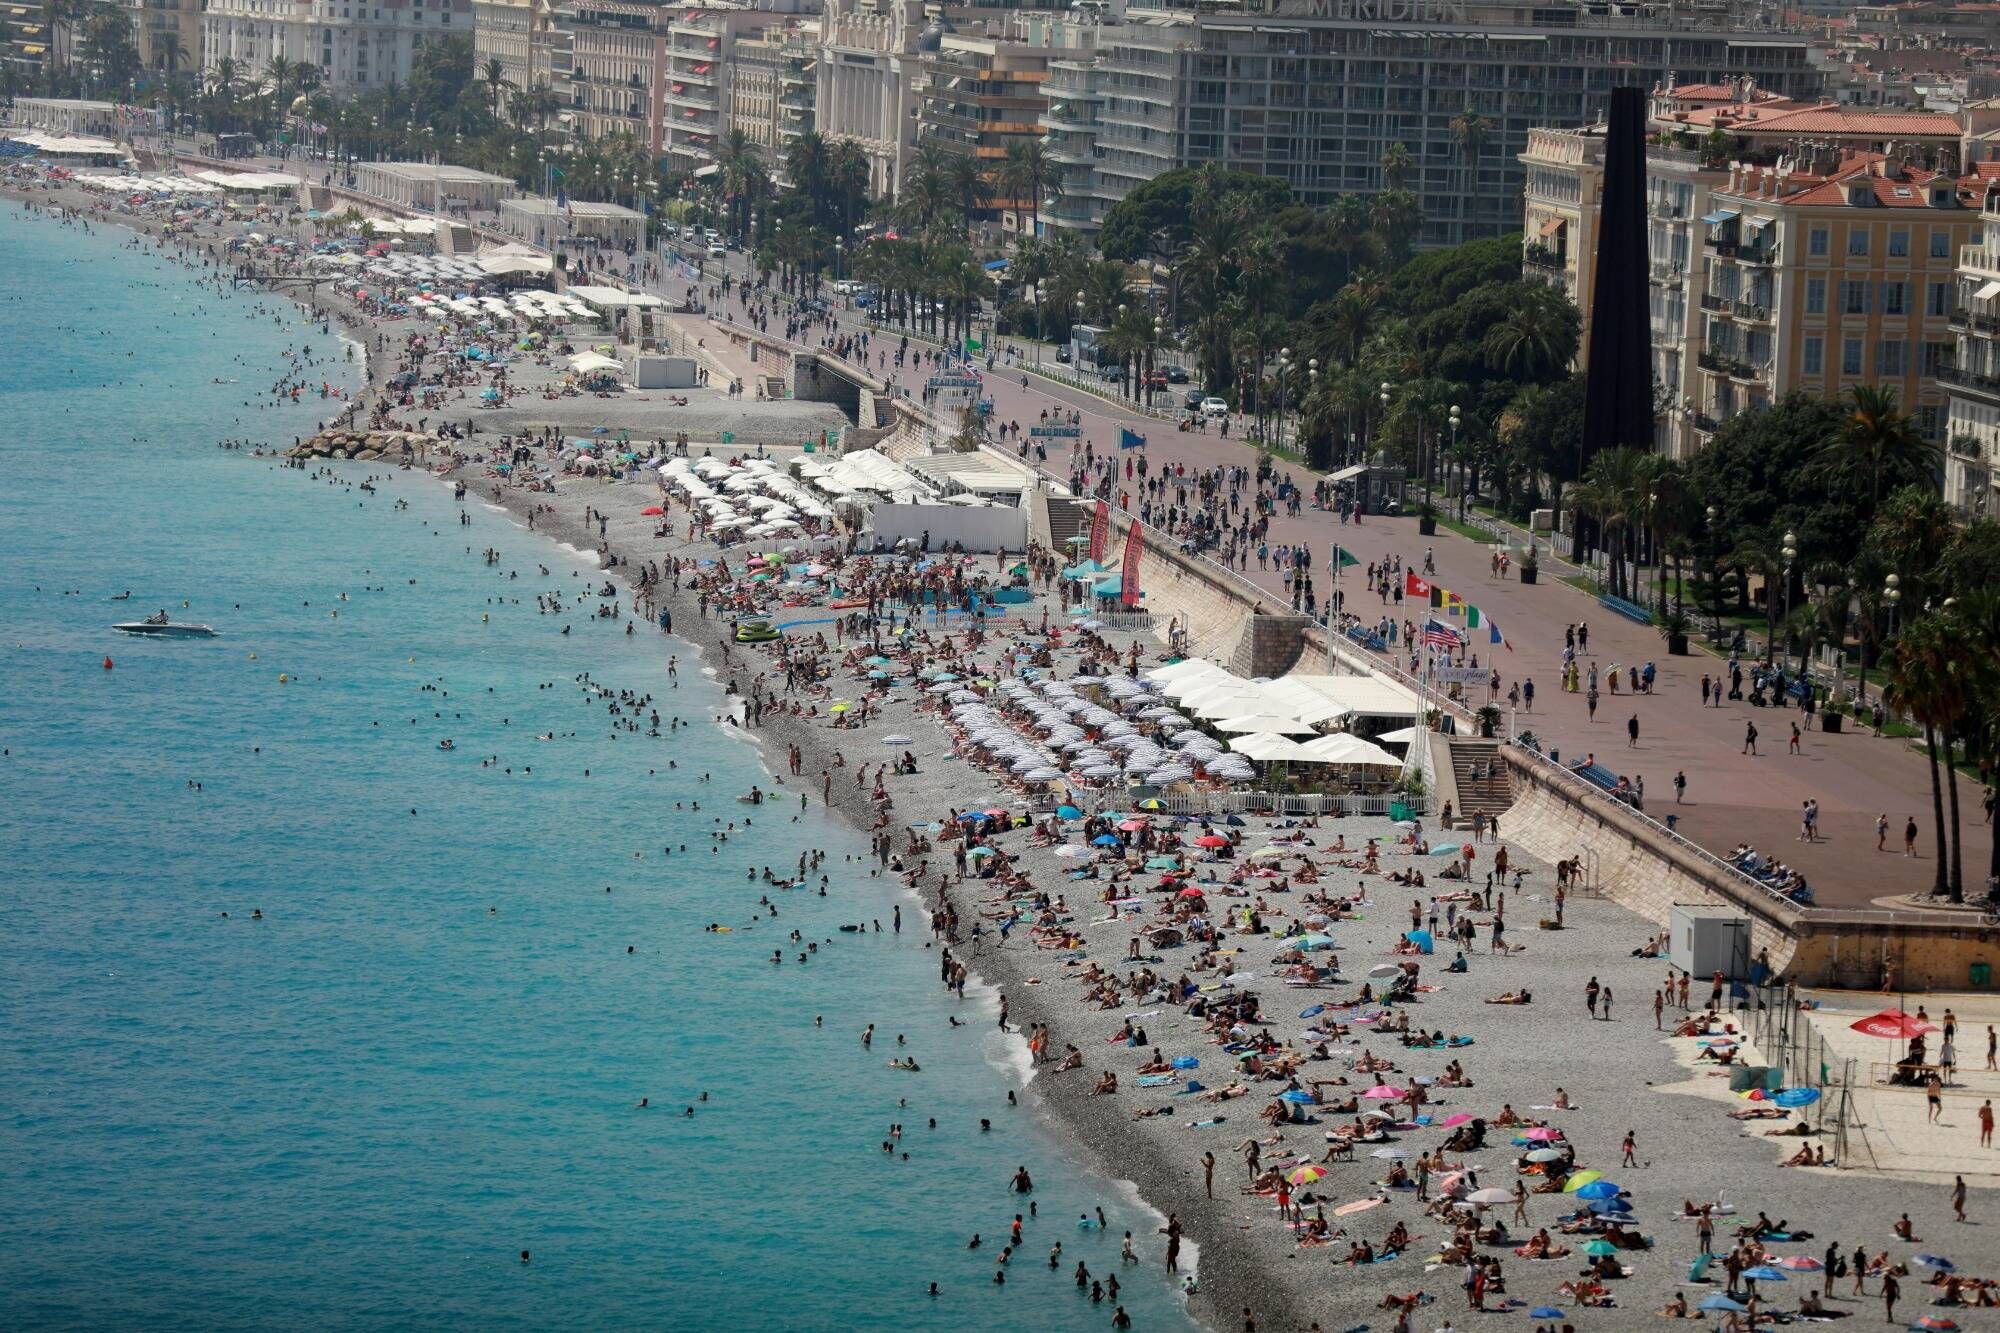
[1273,0,1470,21]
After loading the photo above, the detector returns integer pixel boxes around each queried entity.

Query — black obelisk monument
[1577,84,1653,563]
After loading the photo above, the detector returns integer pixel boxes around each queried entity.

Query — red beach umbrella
[1848,1009,1936,1039]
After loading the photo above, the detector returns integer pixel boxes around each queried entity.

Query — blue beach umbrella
[1057,805,1085,820]
[1279,1090,1317,1104]
[1741,1266,1787,1282]
[967,846,996,859]
[958,811,991,824]
[1773,1087,1821,1108]
[1298,933,1337,951]
[1300,1004,1327,1019]
[1529,1308,1564,1320]
[1913,1254,1957,1274]
[1092,834,1123,847]
[1574,1180,1621,1200]
[1170,1057,1200,1069]
[1699,1294,1749,1313]
[1587,1199,1633,1215]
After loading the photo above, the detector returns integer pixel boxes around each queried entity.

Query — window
[1809,225,1829,257]
[1877,340,1906,376]
[1924,340,1950,374]
[1919,404,1944,439]
[1888,228,1909,258]
[1842,338,1863,375]
[1803,336,1823,375]
[1932,229,1952,259]
[1882,281,1907,316]
[1806,277,1826,314]
[1930,281,1953,317]
[1841,279,1869,315]
[1848,228,1870,258]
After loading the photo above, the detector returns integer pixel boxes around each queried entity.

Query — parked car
[831,280,860,295]
[1142,372,1168,390]
[1200,396,1229,418]
[1183,387,1207,411]
[1099,363,1125,383]
[799,297,832,315]
[708,243,727,259]
[1055,344,1072,363]
[1165,364,1189,383]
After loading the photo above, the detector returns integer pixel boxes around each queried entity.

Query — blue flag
[1120,428,1146,450]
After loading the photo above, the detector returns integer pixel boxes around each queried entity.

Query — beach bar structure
[497,198,645,252]
[353,162,519,214]
[10,97,123,137]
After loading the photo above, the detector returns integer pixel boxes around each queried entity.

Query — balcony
[1707,237,1777,266]
[1692,411,1720,434]
[1940,364,2000,401]
[1650,262,1684,288]
[1698,346,1761,382]
[1952,308,2000,335]
[1733,297,1772,324]
[1649,200,1686,221]
[1522,245,1566,272]
[1699,291,1729,313]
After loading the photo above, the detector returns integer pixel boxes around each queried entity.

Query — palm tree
[1368,189,1423,268]
[1482,288,1571,381]
[1886,616,1966,899]
[785,130,828,200]
[263,55,297,118]
[717,127,766,238]
[827,137,871,240]
[1326,280,1380,370]
[939,149,991,231]
[997,138,1059,240]
[1379,142,1414,190]
[1574,446,1647,600]
[478,56,512,121]
[153,30,182,76]
[1814,384,1940,511]
[1322,195,1376,288]
[1449,107,1491,213]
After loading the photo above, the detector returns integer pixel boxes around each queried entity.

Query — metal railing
[1506,740,1809,918]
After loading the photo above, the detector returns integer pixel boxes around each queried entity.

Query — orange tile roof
[1669,101,1962,137]
[1726,160,1980,208]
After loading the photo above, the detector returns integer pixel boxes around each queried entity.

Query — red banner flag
[1120,524,1144,609]
[1405,571,1431,600]
[1088,500,1111,564]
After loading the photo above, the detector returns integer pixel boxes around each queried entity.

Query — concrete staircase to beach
[1447,738,1512,819]
[1044,496,1092,554]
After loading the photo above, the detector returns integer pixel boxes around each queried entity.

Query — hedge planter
[1821,712,1843,734]
[1666,633,1689,656]
[1520,566,1539,585]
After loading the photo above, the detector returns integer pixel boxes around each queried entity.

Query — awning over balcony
[1538,215,1565,238]
[1701,209,1738,226]
[1976,279,2000,302]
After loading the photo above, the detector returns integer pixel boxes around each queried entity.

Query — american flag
[1422,619,1462,649]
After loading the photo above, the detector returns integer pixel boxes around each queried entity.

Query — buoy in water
[103,656,114,670]
[249,652,257,660]
[278,673,290,684]
[482,612,490,623]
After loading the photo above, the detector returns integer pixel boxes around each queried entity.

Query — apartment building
[123,0,202,74]
[557,1,795,167]
[727,20,817,177]
[1034,0,1821,248]
[1945,182,2000,514]
[1691,153,1976,469]
[815,0,927,197]
[1520,124,1605,364]
[917,15,1097,235]
[1522,81,1972,455]
[202,0,472,95]
[472,0,561,118]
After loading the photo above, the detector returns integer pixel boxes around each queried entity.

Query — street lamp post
[1776,529,1797,668]
[1448,403,1462,518]
[1275,347,1291,452]
[1704,504,1720,644]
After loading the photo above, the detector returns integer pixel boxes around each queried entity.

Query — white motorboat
[114,618,218,638]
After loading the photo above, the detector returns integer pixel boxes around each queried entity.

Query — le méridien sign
[1281,0,1471,21]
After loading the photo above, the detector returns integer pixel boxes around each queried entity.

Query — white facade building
[202,0,472,95]
[815,0,926,197]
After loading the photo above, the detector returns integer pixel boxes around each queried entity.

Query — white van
[1200,396,1229,418]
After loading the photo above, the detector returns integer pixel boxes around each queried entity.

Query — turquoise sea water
[0,206,1196,1332]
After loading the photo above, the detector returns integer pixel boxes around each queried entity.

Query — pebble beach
[13,159,2000,1331]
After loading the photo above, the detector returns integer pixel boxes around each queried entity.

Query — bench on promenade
[1598,594,1653,625]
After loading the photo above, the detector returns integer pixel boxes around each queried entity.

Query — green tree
[1097,165,1289,262]
[1815,384,1940,510]
[1379,141,1413,190]
[996,137,1059,239]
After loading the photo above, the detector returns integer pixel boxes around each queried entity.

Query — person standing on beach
[1979,1099,1994,1147]
[1954,1174,1968,1222]
[1202,1151,1215,1200]
[1160,1213,1182,1271]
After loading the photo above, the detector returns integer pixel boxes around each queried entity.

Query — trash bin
[1973,962,1992,989]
